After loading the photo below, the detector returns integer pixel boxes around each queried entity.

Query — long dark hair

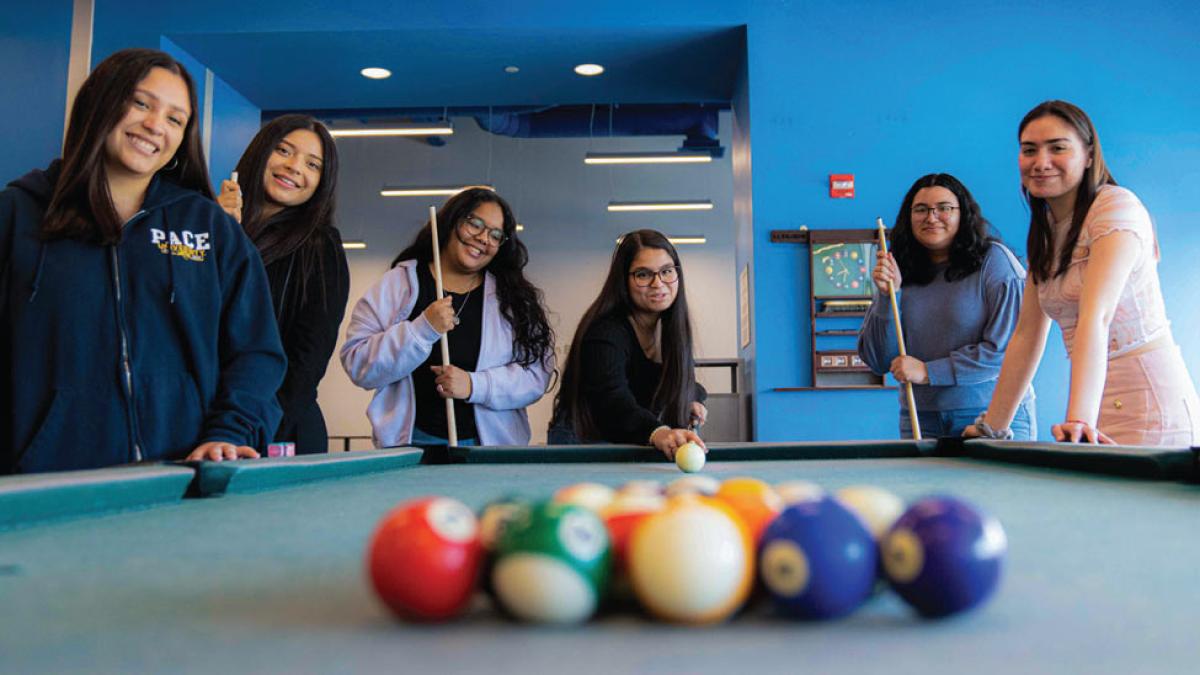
[41,48,210,243]
[554,230,696,438]
[391,188,552,367]
[1019,100,1117,283]
[891,173,997,286]
[235,114,340,302]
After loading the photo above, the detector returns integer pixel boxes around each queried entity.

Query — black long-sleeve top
[266,227,350,454]
[572,313,706,444]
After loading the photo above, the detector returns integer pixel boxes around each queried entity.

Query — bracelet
[973,414,1014,440]
[1063,419,1092,427]
[648,425,670,446]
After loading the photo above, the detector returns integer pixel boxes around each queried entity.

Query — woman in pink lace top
[967,100,1199,446]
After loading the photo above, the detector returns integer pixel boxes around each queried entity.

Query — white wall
[319,111,737,448]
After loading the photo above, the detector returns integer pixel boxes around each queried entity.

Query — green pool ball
[492,501,611,623]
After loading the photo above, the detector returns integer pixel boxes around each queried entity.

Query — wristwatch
[973,414,1014,440]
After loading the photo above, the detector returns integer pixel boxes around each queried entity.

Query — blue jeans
[410,427,478,447]
[899,400,1037,440]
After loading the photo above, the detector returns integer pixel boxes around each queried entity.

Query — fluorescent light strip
[585,151,712,165]
[516,224,524,232]
[615,235,707,245]
[380,185,494,197]
[607,200,714,212]
[343,241,367,250]
[331,125,453,138]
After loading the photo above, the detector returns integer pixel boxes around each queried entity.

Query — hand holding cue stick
[429,205,459,446]
[876,217,922,440]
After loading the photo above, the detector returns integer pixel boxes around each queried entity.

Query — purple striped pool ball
[881,496,1007,618]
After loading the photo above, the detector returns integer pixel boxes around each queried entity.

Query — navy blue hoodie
[0,162,286,473]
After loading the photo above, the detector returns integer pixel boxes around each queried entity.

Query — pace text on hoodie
[0,161,287,473]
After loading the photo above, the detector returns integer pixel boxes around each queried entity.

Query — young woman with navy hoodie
[0,48,286,473]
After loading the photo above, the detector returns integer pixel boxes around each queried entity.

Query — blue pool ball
[881,496,1007,618]
[758,497,877,620]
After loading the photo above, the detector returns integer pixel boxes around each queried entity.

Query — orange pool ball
[715,477,784,543]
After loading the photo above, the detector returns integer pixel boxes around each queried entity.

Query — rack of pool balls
[366,476,1007,624]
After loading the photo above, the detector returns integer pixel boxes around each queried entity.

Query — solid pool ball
[759,497,877,620]
[367,496,482,621]
[665,474,721,498]
[600,492,667,605]
[627,495,754,624]
[491,501,611,624]
[553,482,616,513]
[835,485,905,540]
[674,441,706,473]
[601,492,667,574]
[881,495,1007,618]
[715,477,784,543]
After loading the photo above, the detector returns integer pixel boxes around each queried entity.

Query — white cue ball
[675,442,706,473]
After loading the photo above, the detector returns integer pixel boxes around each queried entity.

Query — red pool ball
[367,496,483,621]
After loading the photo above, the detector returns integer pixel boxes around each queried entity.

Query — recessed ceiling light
[615,235,706,245]
[380,185,495,197]
[607,200,714,212]
[343,241,368,250]
[574,63,604,77]
[516,224,525,232]
[330,121,454,138]
[360,67,392,79]
[504,65,520,74]
[585,151,713,165]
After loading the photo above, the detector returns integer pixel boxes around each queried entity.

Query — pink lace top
[1036,185,1169,358]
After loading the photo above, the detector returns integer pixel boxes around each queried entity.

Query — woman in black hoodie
[217,115,349,455]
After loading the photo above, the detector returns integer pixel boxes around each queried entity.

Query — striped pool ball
[881,495,1007,618]
[491,501,610,623]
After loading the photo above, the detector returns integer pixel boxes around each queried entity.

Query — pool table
[1,439,1197,674]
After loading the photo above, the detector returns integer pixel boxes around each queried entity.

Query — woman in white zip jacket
[340,188,554,447]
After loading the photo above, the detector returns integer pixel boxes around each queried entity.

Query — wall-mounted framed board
[769,228,893,390]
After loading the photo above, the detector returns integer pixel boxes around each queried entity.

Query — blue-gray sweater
[857,242,1034,412]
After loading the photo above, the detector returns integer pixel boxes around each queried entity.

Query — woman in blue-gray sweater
[857,173,1035,439]
[0,49,286,473]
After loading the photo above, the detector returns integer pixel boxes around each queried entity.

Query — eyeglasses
[459,215,508,246]
[629,266,679,287]
[911,204,960,219]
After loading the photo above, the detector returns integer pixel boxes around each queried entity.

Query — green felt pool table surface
[1,440,1197,674]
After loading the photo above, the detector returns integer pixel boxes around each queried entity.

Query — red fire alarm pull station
[830,174,855,198]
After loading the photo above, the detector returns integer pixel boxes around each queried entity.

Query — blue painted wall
[206,77,260,188]
[159,36,260,191]
[0,0,72,182]
[9,0,1198,442]
[742,0,1200,440]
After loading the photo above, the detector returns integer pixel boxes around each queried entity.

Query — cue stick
[429,205,459,447]
[876,217,922,440]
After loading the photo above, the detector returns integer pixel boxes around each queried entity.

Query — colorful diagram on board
[811,241,876,297]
